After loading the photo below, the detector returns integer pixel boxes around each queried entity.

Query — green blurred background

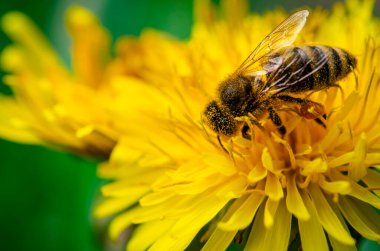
[0,1,379,250]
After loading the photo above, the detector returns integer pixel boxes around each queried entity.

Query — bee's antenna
[217,135,229,153]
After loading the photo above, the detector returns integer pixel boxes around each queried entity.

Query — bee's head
[218,76,252,116]
[203,100,237,136]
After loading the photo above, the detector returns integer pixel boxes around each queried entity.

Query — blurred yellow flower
[2,0,380,250]
[0,6,122,157]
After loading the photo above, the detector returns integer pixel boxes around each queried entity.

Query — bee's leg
[236,115,261,140]
[314,117,326,128]
[268,107,286,136]
[217,135,229,153]
[351,65,359,91]
[242,123,251,140]
[276,95,306,105]
[276,95,326,119]
[329,83,345,102]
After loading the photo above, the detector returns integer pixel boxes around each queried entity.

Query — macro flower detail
[1,0,380,250]
[94,0,380,250]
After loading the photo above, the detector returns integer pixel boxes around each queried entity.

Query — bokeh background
[0,1,379,250]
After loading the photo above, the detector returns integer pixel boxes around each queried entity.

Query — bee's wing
[263,47,329,94]
[237,10,309,76]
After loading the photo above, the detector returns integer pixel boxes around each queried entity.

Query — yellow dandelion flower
[2,0,380,250]
[92,0,380,250]
[0,6,124,157]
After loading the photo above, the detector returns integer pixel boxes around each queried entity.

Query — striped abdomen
[266,45,357,93]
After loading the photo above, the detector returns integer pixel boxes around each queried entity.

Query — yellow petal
[134,195,199,222]
[320,191,357,251]
[339,196,380,241]
[308,184,355,245]
[272,133,296,169]
[175,175,227,194]
[149,195,230,251]
[1,12,63,73]
[201,230,237,251]
[245,199,291,251]
[1,45,28,72]
[109,207,140,241]
[333,91,360,122]
[94,196,141,218]
[295,144,312,156]
[247,164,267,183]
[264,198,279,228]
[328,236,357,251]
[155,174,227,196]
[348,178,380,208]
[265,172,284,200]
[202,197,247,251]
[299,158,328,175]
[110,193,203,241]
[218,191,264,231]
[127,219,176,251]
[318,176,351,194]
[324,197,357,251]
[221,0,248,25]
[215,175,248,198]
[362,168,380,197]
[348,133,367,181]
[261,148,274,171]
[286,173,310,220]
[0,98,41,144]
[328,152,354,168]
[194,0,215,25]
[167,155,236,183]
[202,154,236,176]
[367,126,380,147]
[139,190,176,206]
[365,153,380,166]
[299,190,329,251]
[101,181,150,197]
[329,169,380,208]
[169,196,230,238]
[65,5,110,87]
[148,233,188,251]
[318,122,344,151]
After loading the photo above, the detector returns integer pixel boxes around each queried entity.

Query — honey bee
[203,10,357,139]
